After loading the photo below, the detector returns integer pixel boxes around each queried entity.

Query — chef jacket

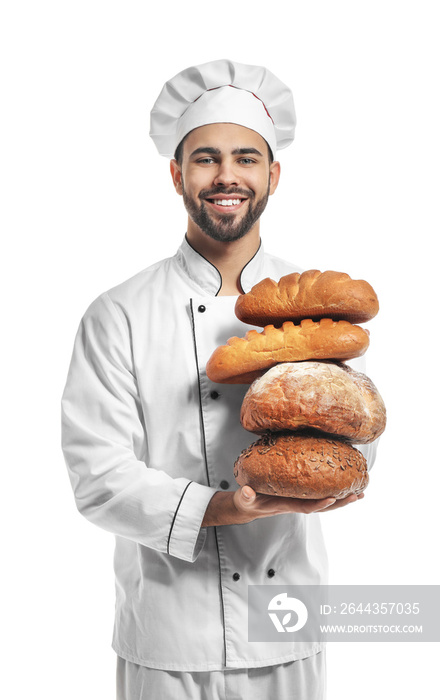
[61,236,377,671]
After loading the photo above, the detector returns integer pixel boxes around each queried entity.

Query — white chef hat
[149,58,296,159]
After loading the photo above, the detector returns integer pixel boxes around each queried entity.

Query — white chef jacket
[61,236,376,671]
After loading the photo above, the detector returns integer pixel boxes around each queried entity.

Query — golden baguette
[235,270,379,327]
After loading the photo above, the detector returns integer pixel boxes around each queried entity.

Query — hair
[173,133,274,165]
[173,138,185,165]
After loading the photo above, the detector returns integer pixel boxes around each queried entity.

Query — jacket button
[210,390,220,400]
[267,569,276,578]
[232,572,240,581]
[220,480,229,490]
[198,305,206,313]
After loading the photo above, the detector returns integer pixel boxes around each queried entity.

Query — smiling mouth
[204,197,247,211]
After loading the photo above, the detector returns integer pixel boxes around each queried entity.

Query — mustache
[199,186,254,199]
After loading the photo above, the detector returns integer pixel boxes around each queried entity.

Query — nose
[213,159,240,188]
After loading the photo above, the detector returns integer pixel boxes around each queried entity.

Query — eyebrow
[189,146,264,158]
[232,147,263,157]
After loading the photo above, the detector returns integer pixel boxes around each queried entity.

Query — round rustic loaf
[240,361,386,444]
[234,433,369,499]
[206,319,370,384]
[235,270,379,327]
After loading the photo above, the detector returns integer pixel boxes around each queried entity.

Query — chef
[61,59,376,700]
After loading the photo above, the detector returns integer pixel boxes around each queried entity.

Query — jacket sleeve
[358,439,379,472]
[61,293,217,563]
[345,356,381,471]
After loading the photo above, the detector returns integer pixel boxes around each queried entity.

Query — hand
[233,486,364,518]
[201,487,364,527]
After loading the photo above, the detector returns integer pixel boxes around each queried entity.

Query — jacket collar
[175,235,266,296]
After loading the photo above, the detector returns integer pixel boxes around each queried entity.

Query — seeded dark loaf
[240,361,386,444]
[206,319,370,384]
[235,270,379,327]
[234,433,369,499]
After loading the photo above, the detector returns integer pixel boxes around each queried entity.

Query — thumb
[240,485,256,503]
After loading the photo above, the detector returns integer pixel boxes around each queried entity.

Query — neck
[186,223,261,296]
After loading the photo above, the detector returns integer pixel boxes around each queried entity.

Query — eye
[196,157,216,164]
[238,157,256,165]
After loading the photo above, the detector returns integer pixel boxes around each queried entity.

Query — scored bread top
[240,361,386,443]
[235,270,379,326]
[205,318,370,384]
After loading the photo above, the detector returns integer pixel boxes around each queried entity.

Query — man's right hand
[201,486,363,527]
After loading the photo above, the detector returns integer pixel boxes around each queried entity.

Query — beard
[182,181,271,243]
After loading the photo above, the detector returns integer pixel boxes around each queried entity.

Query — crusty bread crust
[234,432,369,499]
[205,319,370,384]
[240,361,386,444]
[235,270,379,327]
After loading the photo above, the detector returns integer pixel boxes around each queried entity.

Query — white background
[1,1,439,698]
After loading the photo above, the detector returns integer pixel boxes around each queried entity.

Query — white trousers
[116,651,326,700]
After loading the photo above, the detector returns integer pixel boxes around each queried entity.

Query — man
[61,59,375,699]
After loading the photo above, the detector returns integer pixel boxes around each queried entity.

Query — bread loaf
[206,319,370,384]
[235,270,379,327]
[234,433,368,499]
[240,361,386,444]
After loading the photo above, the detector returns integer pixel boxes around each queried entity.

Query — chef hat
[149,59,296,159]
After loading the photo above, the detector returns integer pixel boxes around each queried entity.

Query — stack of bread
[206,270,386,500]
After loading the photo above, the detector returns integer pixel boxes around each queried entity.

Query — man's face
[171,123,280,243]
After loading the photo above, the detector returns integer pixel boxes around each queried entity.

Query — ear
[170,159,183,195]
[268,160,281,195]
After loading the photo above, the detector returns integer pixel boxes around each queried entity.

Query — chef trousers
[116,650,326,700]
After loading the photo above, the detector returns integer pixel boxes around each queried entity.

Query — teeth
[213,199,242,206]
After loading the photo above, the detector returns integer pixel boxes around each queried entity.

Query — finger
[273,496,339,514]
[322,494,361,511]
[295,497,337,514]
[311,498,337,512]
